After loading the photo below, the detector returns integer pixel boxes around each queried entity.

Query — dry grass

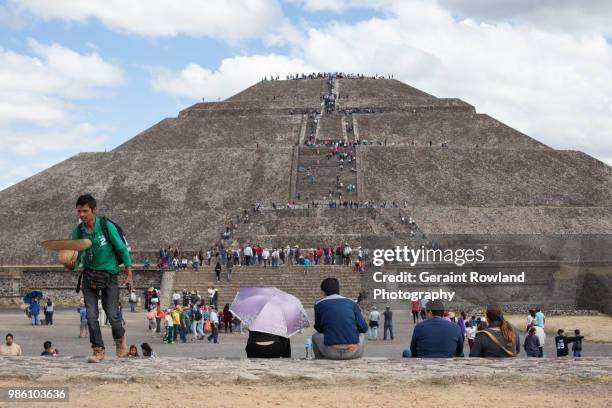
[505,314,612,343]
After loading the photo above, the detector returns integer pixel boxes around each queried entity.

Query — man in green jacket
[67,194,134,363]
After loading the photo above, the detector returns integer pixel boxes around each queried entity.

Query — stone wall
[354,111,548,149]
[115,114,302,151]
[360,147,612,207]
[0,267,163,307]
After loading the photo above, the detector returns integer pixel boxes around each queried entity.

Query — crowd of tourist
[282,72,394,81]
[2,277,588,360]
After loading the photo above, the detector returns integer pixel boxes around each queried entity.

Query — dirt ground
[505,314,612,343]
[1,378,611,408]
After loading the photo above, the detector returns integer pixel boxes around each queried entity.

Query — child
[572,329,584,357]
[40,341,59,356]
[164,309,174,344]
[524,327,541,357]
[555,329,575,357]
[304,336,312,359]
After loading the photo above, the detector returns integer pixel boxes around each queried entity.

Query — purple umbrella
[230,287,310,338]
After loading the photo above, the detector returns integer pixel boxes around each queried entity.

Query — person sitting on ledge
[469,305,520,358]
[404,299,463,358]
[312,278,367,360]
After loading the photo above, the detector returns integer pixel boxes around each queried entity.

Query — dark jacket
[410,316,464,358]
[523,333,540,353]
[314,294,368,346]
[555,335,576,356]
[469,322,520,357]
[572,336,584,351]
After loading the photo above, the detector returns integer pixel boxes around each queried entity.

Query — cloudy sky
[1,0,611,190]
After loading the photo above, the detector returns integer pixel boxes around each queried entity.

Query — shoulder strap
[476,330,517,357]
[100,217,119,252]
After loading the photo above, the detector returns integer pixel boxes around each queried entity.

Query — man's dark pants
[207,324,219,343]
[82,271,125,349]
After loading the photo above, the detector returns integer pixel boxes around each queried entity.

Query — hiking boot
[115,335,128,358]
[88,347,105,363]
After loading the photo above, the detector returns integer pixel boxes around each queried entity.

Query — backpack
[204,319,212,334]
[195,311,202,321]
[78,217,129,266]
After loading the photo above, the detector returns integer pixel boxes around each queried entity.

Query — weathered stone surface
[1,357,610,384]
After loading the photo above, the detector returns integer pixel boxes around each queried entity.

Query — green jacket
[71,217,132,274]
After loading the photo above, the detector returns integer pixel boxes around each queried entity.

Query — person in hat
[405,299,464,358]
[66,194,134,363]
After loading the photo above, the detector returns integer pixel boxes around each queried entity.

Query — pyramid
[1,76,610,311]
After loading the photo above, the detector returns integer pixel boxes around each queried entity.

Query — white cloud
[0,39,124,125]
[0,40,123,188]
[438,0,612,35]
[151,54,317,101]
[151,0,612,165]
[10,0,289,43]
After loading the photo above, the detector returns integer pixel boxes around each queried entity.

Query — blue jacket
[410,317,464,358]
[314,294,368,345]
[29,302,40,315]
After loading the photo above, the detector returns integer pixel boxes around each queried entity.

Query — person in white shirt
[419,297,428,320]
[207,308,219,343]
[172,291,180,307]
[368,307,380,340]
[244,245,253,265]
[261,248,270,267]
[465,322,477,350]
[0,334,22,356]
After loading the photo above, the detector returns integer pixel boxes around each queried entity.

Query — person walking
[66,194,134,363]
[368,306,380,340]
[383,306,394,340]
[29,298,40,326]
[411,299,420,323]
[222,304,233,333]
[128,290,137,312]
[44,298,55,325]
[207,307,219,343]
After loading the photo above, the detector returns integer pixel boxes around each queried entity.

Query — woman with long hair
[469,305,520,358]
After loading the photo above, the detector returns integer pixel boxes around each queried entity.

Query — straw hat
[58,250,78,266]
[42,239,92,251]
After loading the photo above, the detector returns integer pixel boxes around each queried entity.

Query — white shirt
[172,293,180,301]
[466,326,477,340]
[209,311,218,325]
[262,250,269,259]
[0,343,22,356]
[244,246,253,256]
[534,325,546,346]
[369,310,380,322]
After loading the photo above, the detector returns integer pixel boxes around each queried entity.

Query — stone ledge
[1,357,610,384]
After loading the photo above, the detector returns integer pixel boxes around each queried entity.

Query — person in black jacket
[555,329,577,357]
[469,305,520,358]
[572,329,584,357]
[245,330,291,358]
